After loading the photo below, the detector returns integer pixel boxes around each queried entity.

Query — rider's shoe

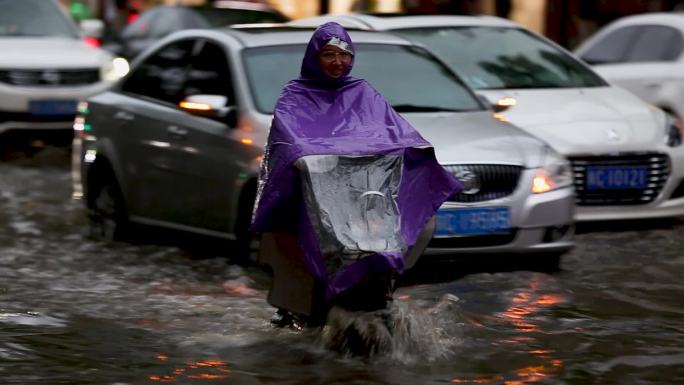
[270,309,294,328]
[271,309,311,330]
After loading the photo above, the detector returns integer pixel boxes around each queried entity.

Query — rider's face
[318,45,352,79]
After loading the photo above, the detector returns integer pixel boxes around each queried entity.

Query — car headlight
[101,57,130,82]
[665,114,683,147]
[532,147,573,194]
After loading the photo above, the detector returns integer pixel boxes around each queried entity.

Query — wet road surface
[1,144,684,384]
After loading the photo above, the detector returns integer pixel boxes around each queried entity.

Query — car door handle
[167,125,188,138]
[114,111,135,121]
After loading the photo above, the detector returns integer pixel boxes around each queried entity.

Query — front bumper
[572,151,684,222]
[0,81,111,133]
[575,191,684,221]
[425,169,576,256]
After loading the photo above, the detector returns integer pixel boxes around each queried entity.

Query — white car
[0,0,128,135]
[290,14,684,222]
[574,13,684,123]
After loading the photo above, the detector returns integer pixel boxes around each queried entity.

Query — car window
[121,7,208,40]
[150,8,208,38]
[184,40,234,102]
[394,26,606,90]
[121,6,285,40]
[243,43,483,114]
[194,7,288,26]
[121,39,196,104]
[579,26,639,64]
[626,25,683,62]
[0,0,77,38]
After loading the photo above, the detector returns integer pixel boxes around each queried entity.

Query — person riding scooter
[251,22,461,329]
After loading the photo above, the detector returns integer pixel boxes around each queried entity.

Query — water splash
[319,293,462,363]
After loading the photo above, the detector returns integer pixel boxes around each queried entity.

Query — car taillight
[127,12,139,24]
[83,37,100,48]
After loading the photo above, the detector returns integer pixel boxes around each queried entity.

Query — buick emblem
[606,127,620,142]
[455,170,481,195]
[41,70,61,85]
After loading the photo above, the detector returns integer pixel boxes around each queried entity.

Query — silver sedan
[71,26,575,264]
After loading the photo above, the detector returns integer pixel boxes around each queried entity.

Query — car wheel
[233,179,258,265]
[87,165,128,242]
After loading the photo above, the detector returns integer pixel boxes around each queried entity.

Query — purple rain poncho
[251,22,461,299]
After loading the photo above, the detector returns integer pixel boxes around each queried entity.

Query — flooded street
[1,145,684,385]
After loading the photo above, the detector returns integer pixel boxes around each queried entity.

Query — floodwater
[1,145,684,385]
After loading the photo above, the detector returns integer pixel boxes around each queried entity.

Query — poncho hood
[300,22,355,84]
[252,23,461,300]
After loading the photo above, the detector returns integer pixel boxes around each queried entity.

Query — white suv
[0,0,128,135]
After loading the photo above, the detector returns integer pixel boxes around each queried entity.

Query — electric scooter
[258,154,435,339]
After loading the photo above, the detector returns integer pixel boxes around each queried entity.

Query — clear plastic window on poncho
[295,155,407,276]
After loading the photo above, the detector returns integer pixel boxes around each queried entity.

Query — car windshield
[243,43,483,114]
[0,0,77,38]
[394,26,607,90]
[194,7,288,26]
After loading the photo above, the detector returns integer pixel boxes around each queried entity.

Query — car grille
[0,68,100,87]
[443,164,523,203]
[570,153,670,206]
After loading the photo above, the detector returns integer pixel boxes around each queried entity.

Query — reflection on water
[444,276,567,384]
[1,150,684,384]
[449,376,505,383]
[499,277,566,333]
[495,277,566,383]
[149,358,231,382]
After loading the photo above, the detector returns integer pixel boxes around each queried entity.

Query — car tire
[233,179,258,265]
[87,164,128,243]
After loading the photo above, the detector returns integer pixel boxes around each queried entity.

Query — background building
[59,0,684,48]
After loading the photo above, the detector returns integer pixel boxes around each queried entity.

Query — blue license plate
[585,165,648,190]
[435,207,510,236]
[29,100,77,116]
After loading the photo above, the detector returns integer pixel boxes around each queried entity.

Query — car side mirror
[80,19,104,39]
[476,94,514,113]
[179,94,236,125]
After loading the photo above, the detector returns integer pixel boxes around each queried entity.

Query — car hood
[249,110,547,167]
[402,110,546,167]
[477,87,665,155]
[0,37,112,68]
